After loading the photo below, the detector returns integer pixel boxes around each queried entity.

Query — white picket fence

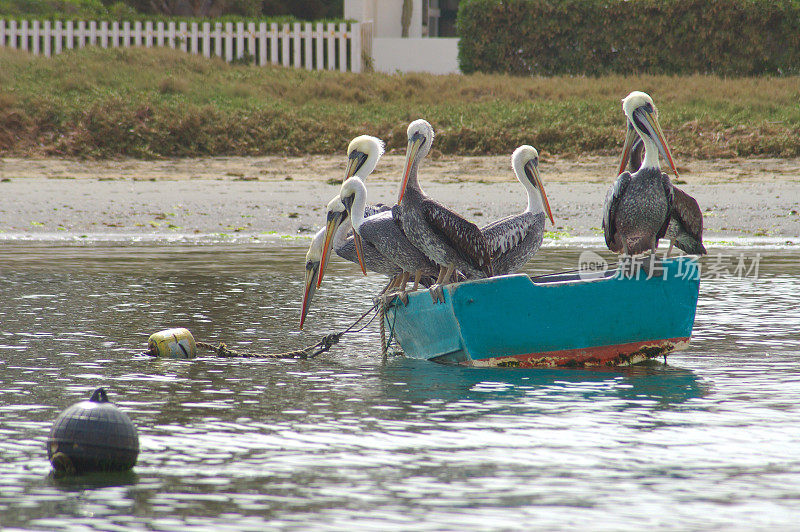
[0,19,370,72]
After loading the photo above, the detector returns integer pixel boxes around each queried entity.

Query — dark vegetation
[458,0,800,76]
[0,0,342,19]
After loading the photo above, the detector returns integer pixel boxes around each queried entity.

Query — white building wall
[372,37,460,74]
[344,0,422,38]
[345,0,461,74]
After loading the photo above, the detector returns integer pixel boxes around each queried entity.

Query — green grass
[1,47,799,159]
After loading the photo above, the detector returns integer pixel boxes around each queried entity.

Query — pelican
[338,175,439,293]
[481,145,555,276]
[300,227,325,330]
[397,119,492,286]
[300,135,397,329]
[300,201,401,329]
[327,197,401,277]
[603,92,678,255]
[624,128,707,256]
[317,134,388,287]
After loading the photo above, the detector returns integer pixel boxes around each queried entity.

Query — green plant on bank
[0,0,346,22]
[457,0,800,76]
[0,0,344,20]
[0,47,798,159]
[0,0,125,18]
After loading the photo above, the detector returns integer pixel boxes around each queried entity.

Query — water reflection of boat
[382,358,707,406]
[384,257,700,368]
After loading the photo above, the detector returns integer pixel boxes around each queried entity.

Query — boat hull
[384,257,700,368]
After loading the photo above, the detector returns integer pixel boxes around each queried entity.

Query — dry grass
[1,47,799,158]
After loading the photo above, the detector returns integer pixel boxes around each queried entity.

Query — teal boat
[383,256,700,368]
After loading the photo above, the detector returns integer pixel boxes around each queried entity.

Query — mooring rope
[379,302,387,361]
[377,297,402,363]
[192,302,381,360]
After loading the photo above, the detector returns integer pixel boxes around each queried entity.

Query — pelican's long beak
[300,261,319,330]
[638,108,679,177]
[398,133,423,204]
[618,122,639,175]
[527,161,555,225]
[318,211,345,288]
[352,231,367,275]
[345,151,367,180]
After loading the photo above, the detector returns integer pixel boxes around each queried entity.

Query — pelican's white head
[339,177,367,221]
[511,145,553,224]
[306,228,325,266]
[622,91,655,122]
[345,135,385,180]
[399,119,435,203]
[407,119,435,154]
[619,91,678,176]
[327,194,346,216]
[511,145,539,181]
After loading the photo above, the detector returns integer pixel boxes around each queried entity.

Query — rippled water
[1,242,799,530]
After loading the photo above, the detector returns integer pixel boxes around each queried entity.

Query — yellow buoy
[147,328,197,359]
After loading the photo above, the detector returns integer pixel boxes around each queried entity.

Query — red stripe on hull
[470,337,691,369]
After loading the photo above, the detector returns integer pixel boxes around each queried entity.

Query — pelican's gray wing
[421,197,493,277]
[602,171,631,252]
[482,212,544,275]
[655,172,675,242]
[337,235,401,276]
[671,185,706,254]
[671,186,703,241]
[365,203,391,217]
[482,213,539,253]
[360,210,438,276]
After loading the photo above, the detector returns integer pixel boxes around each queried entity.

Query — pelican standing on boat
[318,135,388,285]
[327,197,402,277]
[482,145,555,276]
[338,175,439,294]
[396,119,493,286]
[300,200,404,329]
[603,92,678,255]
[300,135,398,329]
[624,128,707,256]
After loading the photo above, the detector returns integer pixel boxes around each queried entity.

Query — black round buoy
[47,387,139,475]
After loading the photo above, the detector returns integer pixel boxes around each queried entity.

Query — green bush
[458,0,800,76]
[0,0,108,17]
[0,0,345,20]
[0,0,346,21]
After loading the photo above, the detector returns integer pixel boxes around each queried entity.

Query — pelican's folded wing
[421,197,493,276]
[482,213,537,257]
[656,172,675,241]
[602,171,631,251]
[671,186,703,240]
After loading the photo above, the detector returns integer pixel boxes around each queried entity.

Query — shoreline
[1,156,799,241]
[1,233,798,250]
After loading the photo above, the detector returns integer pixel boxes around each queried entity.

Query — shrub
[0,0,108,17]
[457,0,800,76]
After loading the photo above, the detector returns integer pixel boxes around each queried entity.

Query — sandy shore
[1,155,798,241]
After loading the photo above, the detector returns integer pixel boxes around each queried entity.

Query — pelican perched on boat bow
[317,135,388,286]
[300,227,326,330]
[301,199,400,329]
[603,92,678,255]
[339,176,439,293]
[482,145,555,276]
[397,119,492,286]
[624,129,706,256]
[300,135,397,329]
